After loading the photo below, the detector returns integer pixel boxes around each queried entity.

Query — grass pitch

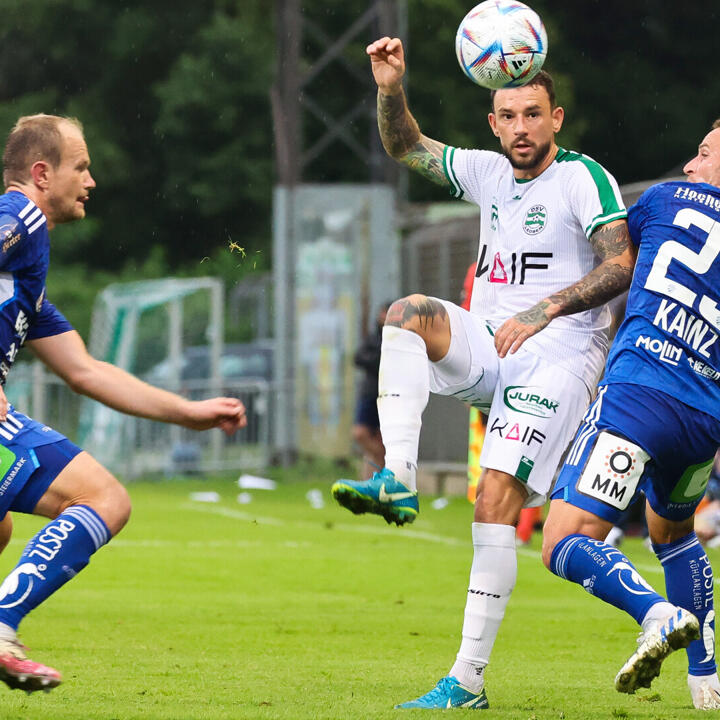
[0,459,714,719]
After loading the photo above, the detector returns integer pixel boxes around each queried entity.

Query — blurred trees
[0,0,716,330]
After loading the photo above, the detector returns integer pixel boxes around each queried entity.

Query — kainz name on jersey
[476,245,552,285]
[653,299,718,358]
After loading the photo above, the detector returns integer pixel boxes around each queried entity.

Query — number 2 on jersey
[644,207,720,330]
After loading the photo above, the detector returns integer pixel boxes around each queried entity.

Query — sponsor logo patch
[687,356,720,383]
[516,455,534,483]
[489,418,546,447]
[670,457,714,503]
[503,385,559,418]
[576,432,649,510]
[635,334,682,365]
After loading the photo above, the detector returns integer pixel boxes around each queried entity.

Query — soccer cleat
[396,676,489,709]
[0,637,61,693]
[688,673,720,710]
[331,468,418,526]
[615,607,699,694]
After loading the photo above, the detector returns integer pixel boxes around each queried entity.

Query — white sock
[640,600,676,633]
[450,523,517,692]
[377,326,430,491]
[689,672,720,710]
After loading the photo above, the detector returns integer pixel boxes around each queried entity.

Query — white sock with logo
[450,522,517,692]
[377,326,430,491]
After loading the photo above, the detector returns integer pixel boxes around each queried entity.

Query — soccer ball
[455,0,547,90]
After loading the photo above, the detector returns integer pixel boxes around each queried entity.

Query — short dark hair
[713,118,720,130]
[3,114,84,188]
[489,70,556,111]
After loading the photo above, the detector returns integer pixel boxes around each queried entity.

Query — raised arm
[28,330,247,435]
[368,37,450,190]
[494,219,636,357]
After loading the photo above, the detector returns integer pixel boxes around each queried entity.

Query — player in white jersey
[331,37,636,709]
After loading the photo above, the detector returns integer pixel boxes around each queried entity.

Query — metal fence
[5,362,272,479]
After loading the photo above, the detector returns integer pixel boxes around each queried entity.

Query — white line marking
[181,503,285,526]
[183,501,466,545]
[183,503,720,586]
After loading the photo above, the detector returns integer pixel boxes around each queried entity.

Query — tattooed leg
[386,294,451,362]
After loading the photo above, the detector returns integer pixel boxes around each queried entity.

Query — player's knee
[541,532,559,570]
[386,294,442,335]
[646,503,694,546]
[386,295,426,332]
[473,470,526,525]
[87,477,132,537]
[385,294,452,362]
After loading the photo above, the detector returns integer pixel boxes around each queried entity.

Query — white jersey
[442,145,627,388]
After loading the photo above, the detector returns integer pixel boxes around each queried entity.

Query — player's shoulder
[445,146,510,198]
[636,180,720,213]
[553,147,618,183]
[448,146,509,173]
[0,191,46,237]
[0,190,33,216]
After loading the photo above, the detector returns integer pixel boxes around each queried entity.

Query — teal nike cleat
[331,468,418,526]
[396,676,489,709]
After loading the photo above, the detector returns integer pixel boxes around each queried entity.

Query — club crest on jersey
[523,204,547,235]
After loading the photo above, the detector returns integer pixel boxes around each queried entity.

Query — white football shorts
[429,299,594,506]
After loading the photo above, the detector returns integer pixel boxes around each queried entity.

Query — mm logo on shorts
[577,432,649,511]
[503,385,559,418]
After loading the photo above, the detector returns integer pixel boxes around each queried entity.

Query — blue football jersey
[603,181,720,418]
[0,191,72,384]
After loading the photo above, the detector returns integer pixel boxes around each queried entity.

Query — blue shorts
[551,383,720,523]
[0,407,82,518]
[354,394,380,431]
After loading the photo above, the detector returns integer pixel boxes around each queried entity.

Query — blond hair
[3,114,84,188]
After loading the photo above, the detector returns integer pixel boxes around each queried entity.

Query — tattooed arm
[368,36,451,190]
[494,219,636,358]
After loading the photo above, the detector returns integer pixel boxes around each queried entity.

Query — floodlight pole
[272,0,406,464]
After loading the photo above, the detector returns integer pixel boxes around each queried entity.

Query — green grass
[0,461,714,719]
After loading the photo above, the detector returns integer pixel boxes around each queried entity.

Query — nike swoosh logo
[378,484,415,503]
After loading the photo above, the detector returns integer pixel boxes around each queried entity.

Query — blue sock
[0,505,111,630]
[550,534,666,624]
[654,532,716,677]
